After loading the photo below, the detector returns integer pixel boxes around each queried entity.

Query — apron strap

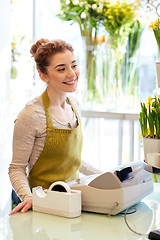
[67,97,80,126]
[42,89,53,129]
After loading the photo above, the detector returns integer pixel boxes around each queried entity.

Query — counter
[0,184,160,240]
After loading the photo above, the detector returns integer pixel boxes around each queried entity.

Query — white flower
[81,12,86,19]
[66,0,70,4]
[92,4,97,10]
[97,7,102,13]
[79,2,84,7]
[96,3,103,13]
[72,0,79,5]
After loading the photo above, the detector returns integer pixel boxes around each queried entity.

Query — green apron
[28,90,83,189]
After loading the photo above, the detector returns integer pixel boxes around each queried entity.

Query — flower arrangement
[149,19,160,53]
[57,0,142,104]
[102,0,141,96]
[58,0,105,34]
[102,0,140,51]
[139,96,160,139]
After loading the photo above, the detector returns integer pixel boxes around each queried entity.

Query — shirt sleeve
[79,159,103,175]
[8,105,39,201]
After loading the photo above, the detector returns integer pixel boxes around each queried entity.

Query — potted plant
[139,2,160,181]
[139,96,160,182]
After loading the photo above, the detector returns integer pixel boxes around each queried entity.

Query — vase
[81,28,101,104]
[143,137,160,182]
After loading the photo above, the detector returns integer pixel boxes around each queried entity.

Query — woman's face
[44,50,80,94]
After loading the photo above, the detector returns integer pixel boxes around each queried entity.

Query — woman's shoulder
[26,96,44,111]
[15,96,45,124]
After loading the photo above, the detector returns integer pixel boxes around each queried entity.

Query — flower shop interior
[1,0,160,233]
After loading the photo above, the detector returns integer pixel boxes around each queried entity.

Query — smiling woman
[8,38,102,215]
[31,39,80,124]
[40,51,79,95]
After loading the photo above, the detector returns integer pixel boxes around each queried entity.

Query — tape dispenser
[32,181,81,218]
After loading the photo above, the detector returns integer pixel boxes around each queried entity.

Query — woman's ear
[39,72,48,83]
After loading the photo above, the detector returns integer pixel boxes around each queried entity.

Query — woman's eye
[58,68,65,72]
[72,64,77,68]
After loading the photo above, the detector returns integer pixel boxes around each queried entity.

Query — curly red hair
[30,39,74,74]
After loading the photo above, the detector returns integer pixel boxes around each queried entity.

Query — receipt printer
[32,181,81,218]
[68,161,153,215]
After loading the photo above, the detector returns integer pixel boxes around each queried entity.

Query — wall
[0,0,12,217]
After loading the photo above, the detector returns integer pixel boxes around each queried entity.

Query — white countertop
[1,184,160,240]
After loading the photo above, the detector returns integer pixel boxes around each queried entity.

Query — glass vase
[81,27,100,105]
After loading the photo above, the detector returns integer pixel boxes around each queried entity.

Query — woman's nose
[67,68,76,78]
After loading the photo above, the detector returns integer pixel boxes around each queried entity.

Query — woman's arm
[9,105,40,210]
[79,159,103,176]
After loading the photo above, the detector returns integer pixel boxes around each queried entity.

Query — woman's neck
[46,87,67,109]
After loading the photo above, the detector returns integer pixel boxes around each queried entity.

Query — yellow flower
[150,19,160,30]
[115,8,118,12]
[108,15,113,19]
[147,96,152,104]
[152,107,156,112]
[144,97,152,109]
[144,101,149,109]
[149,24,154,30]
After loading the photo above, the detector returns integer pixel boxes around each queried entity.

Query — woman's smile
[63,78,77,85]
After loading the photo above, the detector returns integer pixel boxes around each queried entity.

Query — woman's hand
[9,199,32,215]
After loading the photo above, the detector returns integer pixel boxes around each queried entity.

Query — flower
[58,0,106,30]
[139,95,160,138]
[72,0,79,5]
[149,19,160,52]
[58,0,140,46]
[145,96,152,109]
[92,4,97,10]
[102,0,140,51]
[81,12,86,19]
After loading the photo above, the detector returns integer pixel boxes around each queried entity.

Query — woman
[9,39,101,214]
